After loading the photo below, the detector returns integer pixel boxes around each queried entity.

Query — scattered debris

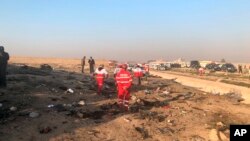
[123,117,132,123]
[162,105,171,110]
[10,106,17,112]
[155,87,161,93]
[51,88,58,93]
[76,112,84,118]
[48,104,54,108]
[144,89,151,95]
[78,100,86,106]
[49,97,60,101]
[136,99,141,104]
[58,86,68,91]
[135,127,149,139]
[29,112,40,118]
[131,95,137,101]
[104,84,110,89]
[39,126,52,134]
[36,84,46,88]
[68,109,106,120]
[67,89,74,94]
[224,92,244,102]
[1,62,249,141]
[216,122,225,128]
[162,90,170,95]
[167,119,175,126]
[53,104,67,112]
[157,127,175,135]
[189,135,205,141]
[40,64,53,71]
[87,129,100,135]
[137,110,166,122]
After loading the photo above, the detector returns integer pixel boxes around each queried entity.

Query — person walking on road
[115,64,132,111]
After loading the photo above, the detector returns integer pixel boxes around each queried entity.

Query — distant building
[148,59,168,69]
[172,58,188,68]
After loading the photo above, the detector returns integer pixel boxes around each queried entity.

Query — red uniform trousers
[96,75,104,94]
[117,84,130,109]
[115,69,132,110]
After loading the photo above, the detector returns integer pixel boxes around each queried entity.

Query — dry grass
[9,56,109,72]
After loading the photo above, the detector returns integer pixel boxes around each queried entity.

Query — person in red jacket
[198,67,205,76]
[133,64,143,85]
[115,64,132,111]
[94,64,108,95]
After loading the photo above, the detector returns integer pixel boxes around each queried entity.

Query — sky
[0,0,250,62]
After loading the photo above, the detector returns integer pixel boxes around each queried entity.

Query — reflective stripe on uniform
[116,76,131,79]
[119,82,130,84]
[96,76,104,78]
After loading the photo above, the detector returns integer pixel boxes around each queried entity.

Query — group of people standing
[238,64,250,75]
[92,63,149,111]
[81,56,96,74]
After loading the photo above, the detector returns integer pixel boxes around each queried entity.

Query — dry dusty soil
[0,57,250,141]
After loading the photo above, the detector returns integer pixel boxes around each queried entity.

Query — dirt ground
[167,68,250,87]
[150,71,250,105]
[1,57,250,141]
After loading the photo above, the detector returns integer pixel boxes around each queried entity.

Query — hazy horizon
[1,0,249,63]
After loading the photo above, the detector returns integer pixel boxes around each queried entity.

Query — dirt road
[151,71,250,104]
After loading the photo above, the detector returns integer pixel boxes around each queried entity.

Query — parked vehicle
[190,60,201,69]
[164,63,171,69]
[127,64,135,71]
[157,63,168,71]
[205,63,221,71]
[149,63,159,70]
[221,63,237,73]
[170,63,181,68]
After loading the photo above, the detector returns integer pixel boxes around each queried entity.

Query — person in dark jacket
[88,57,95,74]
[0,46,9,88]
[81,56,86,73]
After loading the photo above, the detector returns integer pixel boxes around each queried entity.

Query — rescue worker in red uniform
[94,64,108,95]
[198,67,205,76]
[115,64,132,111]
[133,64,143,85]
